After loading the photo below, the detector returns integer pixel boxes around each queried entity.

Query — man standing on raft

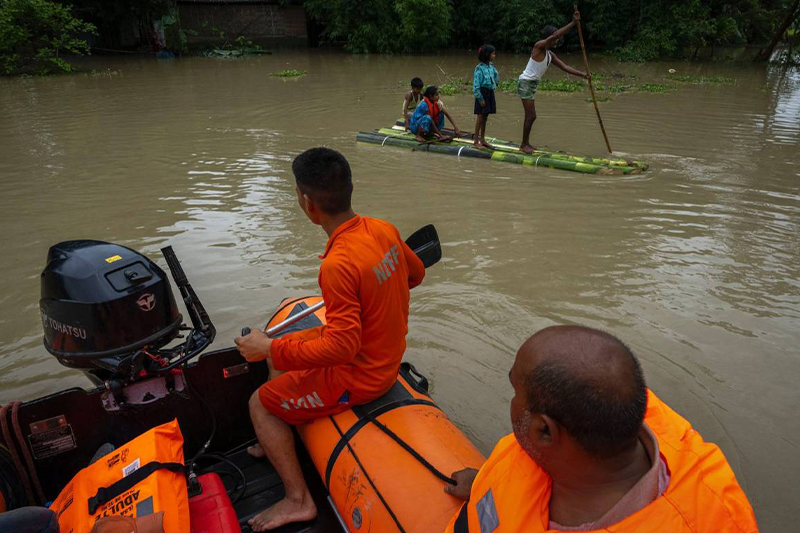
[518,10,590,154]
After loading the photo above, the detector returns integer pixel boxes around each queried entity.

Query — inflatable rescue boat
[0,237,484,533]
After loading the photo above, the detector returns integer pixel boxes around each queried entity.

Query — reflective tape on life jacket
[50,419,189,533]
[444,391,758,533]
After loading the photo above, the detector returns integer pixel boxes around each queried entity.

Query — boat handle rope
[535,155,543,168]
[381,136,390,147]
[0,401,46,505]
[361,410,457,486]
[457,146,464,157]
[329,415,408,533]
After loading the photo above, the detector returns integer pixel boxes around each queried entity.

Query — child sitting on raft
[409,86,462,143]
[472,44,499,149]
[403,77,424,131]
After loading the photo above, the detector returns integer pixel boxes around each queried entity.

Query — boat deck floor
[197,440,343,533]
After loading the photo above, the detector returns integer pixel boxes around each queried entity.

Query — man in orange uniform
[443,326,758,533]
[235,147,425,531]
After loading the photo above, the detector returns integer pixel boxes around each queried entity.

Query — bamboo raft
[356,123,648,175]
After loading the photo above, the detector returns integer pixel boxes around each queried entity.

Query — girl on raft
[409,86,462,143]
[472,44,499,149]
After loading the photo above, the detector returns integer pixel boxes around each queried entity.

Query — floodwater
[1,50,798,530]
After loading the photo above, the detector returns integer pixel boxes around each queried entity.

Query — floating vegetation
[270,69,307,78]
[87,69,121,77]
[438,77,469,95]
[440,71,729,100]
[539,79,584,92]
[593,72,638,81]
[497,78,584,93]
[666,75,734,84]
[639,83,671,93]
[595,82,634,93]
[438,84,461,95]
[496,78,518,93]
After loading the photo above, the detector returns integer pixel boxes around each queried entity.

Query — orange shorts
[258,368,352,425]
[259,326,352,425]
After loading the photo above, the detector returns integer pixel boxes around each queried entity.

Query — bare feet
[520,144,535,154]
[247,444,266,458]
[481,140,495,150]
[249,493,318,531]
[473,140,483,148]
[416,134,427,143]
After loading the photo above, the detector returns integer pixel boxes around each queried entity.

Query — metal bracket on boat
[101,374,186,412]
[327,495,349,532]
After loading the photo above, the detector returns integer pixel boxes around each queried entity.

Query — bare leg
[247,392,317,531]
[473,115,485,147]
[248,358,284,458]
[480,117,493,149]
[520,99,537,154]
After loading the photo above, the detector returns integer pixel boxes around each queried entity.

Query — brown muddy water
[1,50,798,530]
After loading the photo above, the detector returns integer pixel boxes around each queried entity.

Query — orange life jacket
[51,419,189,533]
[444,391,758,533]
[424,97,440,125]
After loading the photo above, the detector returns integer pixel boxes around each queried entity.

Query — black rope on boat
[329,415,407,533]
[361,411,456,486]
[0,402,36,505]
[0,402,45,505]
[195,453,247,504]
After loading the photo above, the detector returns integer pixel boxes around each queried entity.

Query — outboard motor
[40,241,215,384]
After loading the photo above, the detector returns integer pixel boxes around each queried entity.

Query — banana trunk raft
[356,124,649,175]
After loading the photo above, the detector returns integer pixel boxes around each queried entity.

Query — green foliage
[594,82,634,93]
[496,77,586,93]
[305,0,453,53]
[598,0,761,61]
[158,13,197,55]
[0,0,95,75]
[498,77,584,92]
[395,0,452,51]
[496,78,518,93]
[493,72,685,99]
[539,78,584,91]
[203,33,265,57]
[270,69,307,77]
[438,76,469,94]
[445,0,792,61]
[451,0,568,53]
[638,83,671,92]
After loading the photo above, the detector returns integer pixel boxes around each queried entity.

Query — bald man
[443,326,758,533]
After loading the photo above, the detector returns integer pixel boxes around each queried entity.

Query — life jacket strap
[87,461,184,514]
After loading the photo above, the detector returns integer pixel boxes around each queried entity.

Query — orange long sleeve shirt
[270,215,425,401]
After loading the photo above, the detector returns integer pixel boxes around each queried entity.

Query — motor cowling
[40,240,182,370]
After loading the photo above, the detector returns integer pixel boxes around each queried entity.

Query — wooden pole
[574,4,612,153]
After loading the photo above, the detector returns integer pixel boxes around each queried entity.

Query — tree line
[1,0,799,75]
[307,0,799,61]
